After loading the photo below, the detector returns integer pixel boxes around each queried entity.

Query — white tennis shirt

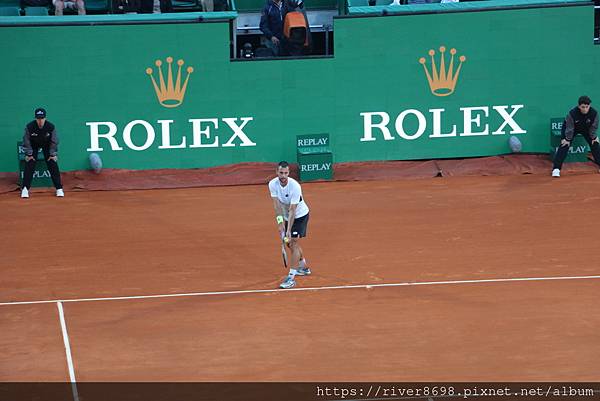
[268,176,309,220]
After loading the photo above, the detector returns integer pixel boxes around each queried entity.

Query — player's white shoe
[296,267,311,276]
[279,275,296,289]
[21,188,29,198]
[56,189,64,197]
[552,168,560,178]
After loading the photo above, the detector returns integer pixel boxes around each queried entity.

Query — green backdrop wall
[0,2,598,172]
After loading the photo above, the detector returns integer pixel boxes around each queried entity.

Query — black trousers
[139,0,171,12]
[22,145,63,190]
[553,131,600,170]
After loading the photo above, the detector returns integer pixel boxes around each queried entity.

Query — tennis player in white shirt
[268,161,311,289]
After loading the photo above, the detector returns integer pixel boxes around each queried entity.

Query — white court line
[1,274,599,307]
[57,302,80,401]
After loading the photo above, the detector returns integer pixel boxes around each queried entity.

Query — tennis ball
[89,152,103,174]
[284,237,289,243]
[508,136,522,153]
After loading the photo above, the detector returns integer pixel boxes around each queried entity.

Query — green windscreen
[0,3,598,172]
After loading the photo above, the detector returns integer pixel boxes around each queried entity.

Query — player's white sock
[299,258,306,268]
[289,268,297,277]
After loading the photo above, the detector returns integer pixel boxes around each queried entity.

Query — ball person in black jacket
[21,108,64,198]
[552,96,599,178]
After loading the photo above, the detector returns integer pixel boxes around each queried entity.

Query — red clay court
[1,160,599,393]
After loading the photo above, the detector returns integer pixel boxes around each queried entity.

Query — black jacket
[23,120,59,156]
[259,0,286,40]
[563,106,599,141]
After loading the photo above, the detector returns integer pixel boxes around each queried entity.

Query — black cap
[34,108,46,119]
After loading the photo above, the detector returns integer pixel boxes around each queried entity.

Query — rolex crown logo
[146,57,194,108]
[419,46,466,97]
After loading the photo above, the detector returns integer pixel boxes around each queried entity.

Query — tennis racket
[281,239,288,268]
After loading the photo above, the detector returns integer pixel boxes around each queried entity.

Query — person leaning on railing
[259,0,286,56]
[53,0,86,15]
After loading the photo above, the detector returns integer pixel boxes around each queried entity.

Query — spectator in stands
[201,0,213,10]
[259,0,286,56]
[113,0,140,13]
[281,0,311,56]
[140,0,171,13]
[53,0,85,15]
[552,95,599,178]
[160,0,173,12]
[20,0,52,10]
[21,108,64,198]
[140,0,153,12]
[200,0,227,11]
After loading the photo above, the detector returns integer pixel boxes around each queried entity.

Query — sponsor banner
[0,4,597,172]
